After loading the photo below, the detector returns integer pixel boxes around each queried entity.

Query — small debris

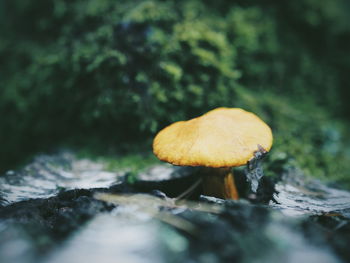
[245,144,268,193]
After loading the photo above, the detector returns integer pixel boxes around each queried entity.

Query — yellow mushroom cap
[153,107,273,168]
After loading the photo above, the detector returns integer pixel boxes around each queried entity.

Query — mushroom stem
[202,168,239,200]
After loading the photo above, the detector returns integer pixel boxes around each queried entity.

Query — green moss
[1,0,350,188]
[103,154,159,173]
[77,150,159,174]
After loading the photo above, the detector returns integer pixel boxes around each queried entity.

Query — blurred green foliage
[1,0,350,186]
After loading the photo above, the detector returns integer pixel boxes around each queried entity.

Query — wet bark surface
[0,152,349,263]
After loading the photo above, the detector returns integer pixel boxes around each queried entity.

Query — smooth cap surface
[153,107,273,167]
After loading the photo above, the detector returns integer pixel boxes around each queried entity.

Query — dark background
[1,0,350,186]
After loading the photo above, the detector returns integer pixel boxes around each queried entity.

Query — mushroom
[152,107,273,200]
